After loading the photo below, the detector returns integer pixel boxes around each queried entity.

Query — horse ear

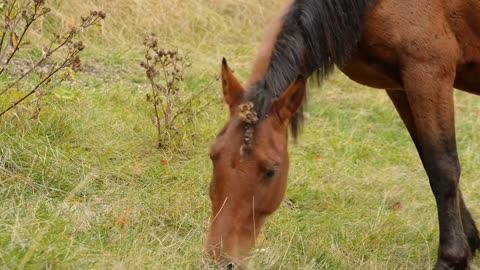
[221,58,245,107]
[272,76,306,123]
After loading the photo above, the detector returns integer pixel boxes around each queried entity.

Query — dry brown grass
[46,0,289,77]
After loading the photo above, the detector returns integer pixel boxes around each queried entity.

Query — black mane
[245,0,372,138]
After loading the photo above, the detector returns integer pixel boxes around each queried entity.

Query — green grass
[2,0,480,269]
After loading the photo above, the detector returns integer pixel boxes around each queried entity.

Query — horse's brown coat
[342,0,480,94]
[207,0,480,268]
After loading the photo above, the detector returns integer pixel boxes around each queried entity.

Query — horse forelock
[244,80,303,140]
[237,101,258,155]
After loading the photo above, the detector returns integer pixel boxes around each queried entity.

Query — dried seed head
[98,11,106,19]
[41,46,50,58]
[5,16,12,30]
[146,66,158,80]
[71,56,82,72]
[143,36,158,48]
[238,102,258,124]
[74,41,85,51]
[237,102,259,151]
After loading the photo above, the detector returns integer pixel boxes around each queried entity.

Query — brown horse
[206,0,480,269]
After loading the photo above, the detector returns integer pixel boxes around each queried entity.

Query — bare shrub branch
[0,0,106,120]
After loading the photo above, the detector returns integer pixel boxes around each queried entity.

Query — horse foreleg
[392,63,472,268]
[386,90,420,151]
[403,69,468,269]
[387,89,480,264]
[387,89,480,260]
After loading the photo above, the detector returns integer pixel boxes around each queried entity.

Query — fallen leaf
[115,217,127,228]
[66,17,75,29]
[160,159,168,165]
[314,154,322,160]
[393,201,402,210]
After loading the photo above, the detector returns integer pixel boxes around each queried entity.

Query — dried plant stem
[0,0,19,56]
[0,21,33,75]
[152,84,163,147]
[167,75,218,127]
[160,60,172,127]
[0,0,34,70]
[0,53,75,118]
[0,35,67,97]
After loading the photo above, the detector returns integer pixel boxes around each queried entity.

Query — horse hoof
[467,234,480,254]
[226,262,237,270]
[434,257,470,270]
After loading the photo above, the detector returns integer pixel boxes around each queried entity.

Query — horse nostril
[226,262,236,270]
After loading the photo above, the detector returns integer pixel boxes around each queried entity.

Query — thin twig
[167,76,218,126]
[0,57,46,97]
[0,35,67,97]
[0,0,19,56]
[150,83,163,146]
[144,50,163,146]
[0,0,32,69]
[0,53,74,118]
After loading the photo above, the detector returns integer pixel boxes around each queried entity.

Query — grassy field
[2,0,480,269]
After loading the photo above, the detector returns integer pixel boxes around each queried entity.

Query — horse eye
[264,168,276,179]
